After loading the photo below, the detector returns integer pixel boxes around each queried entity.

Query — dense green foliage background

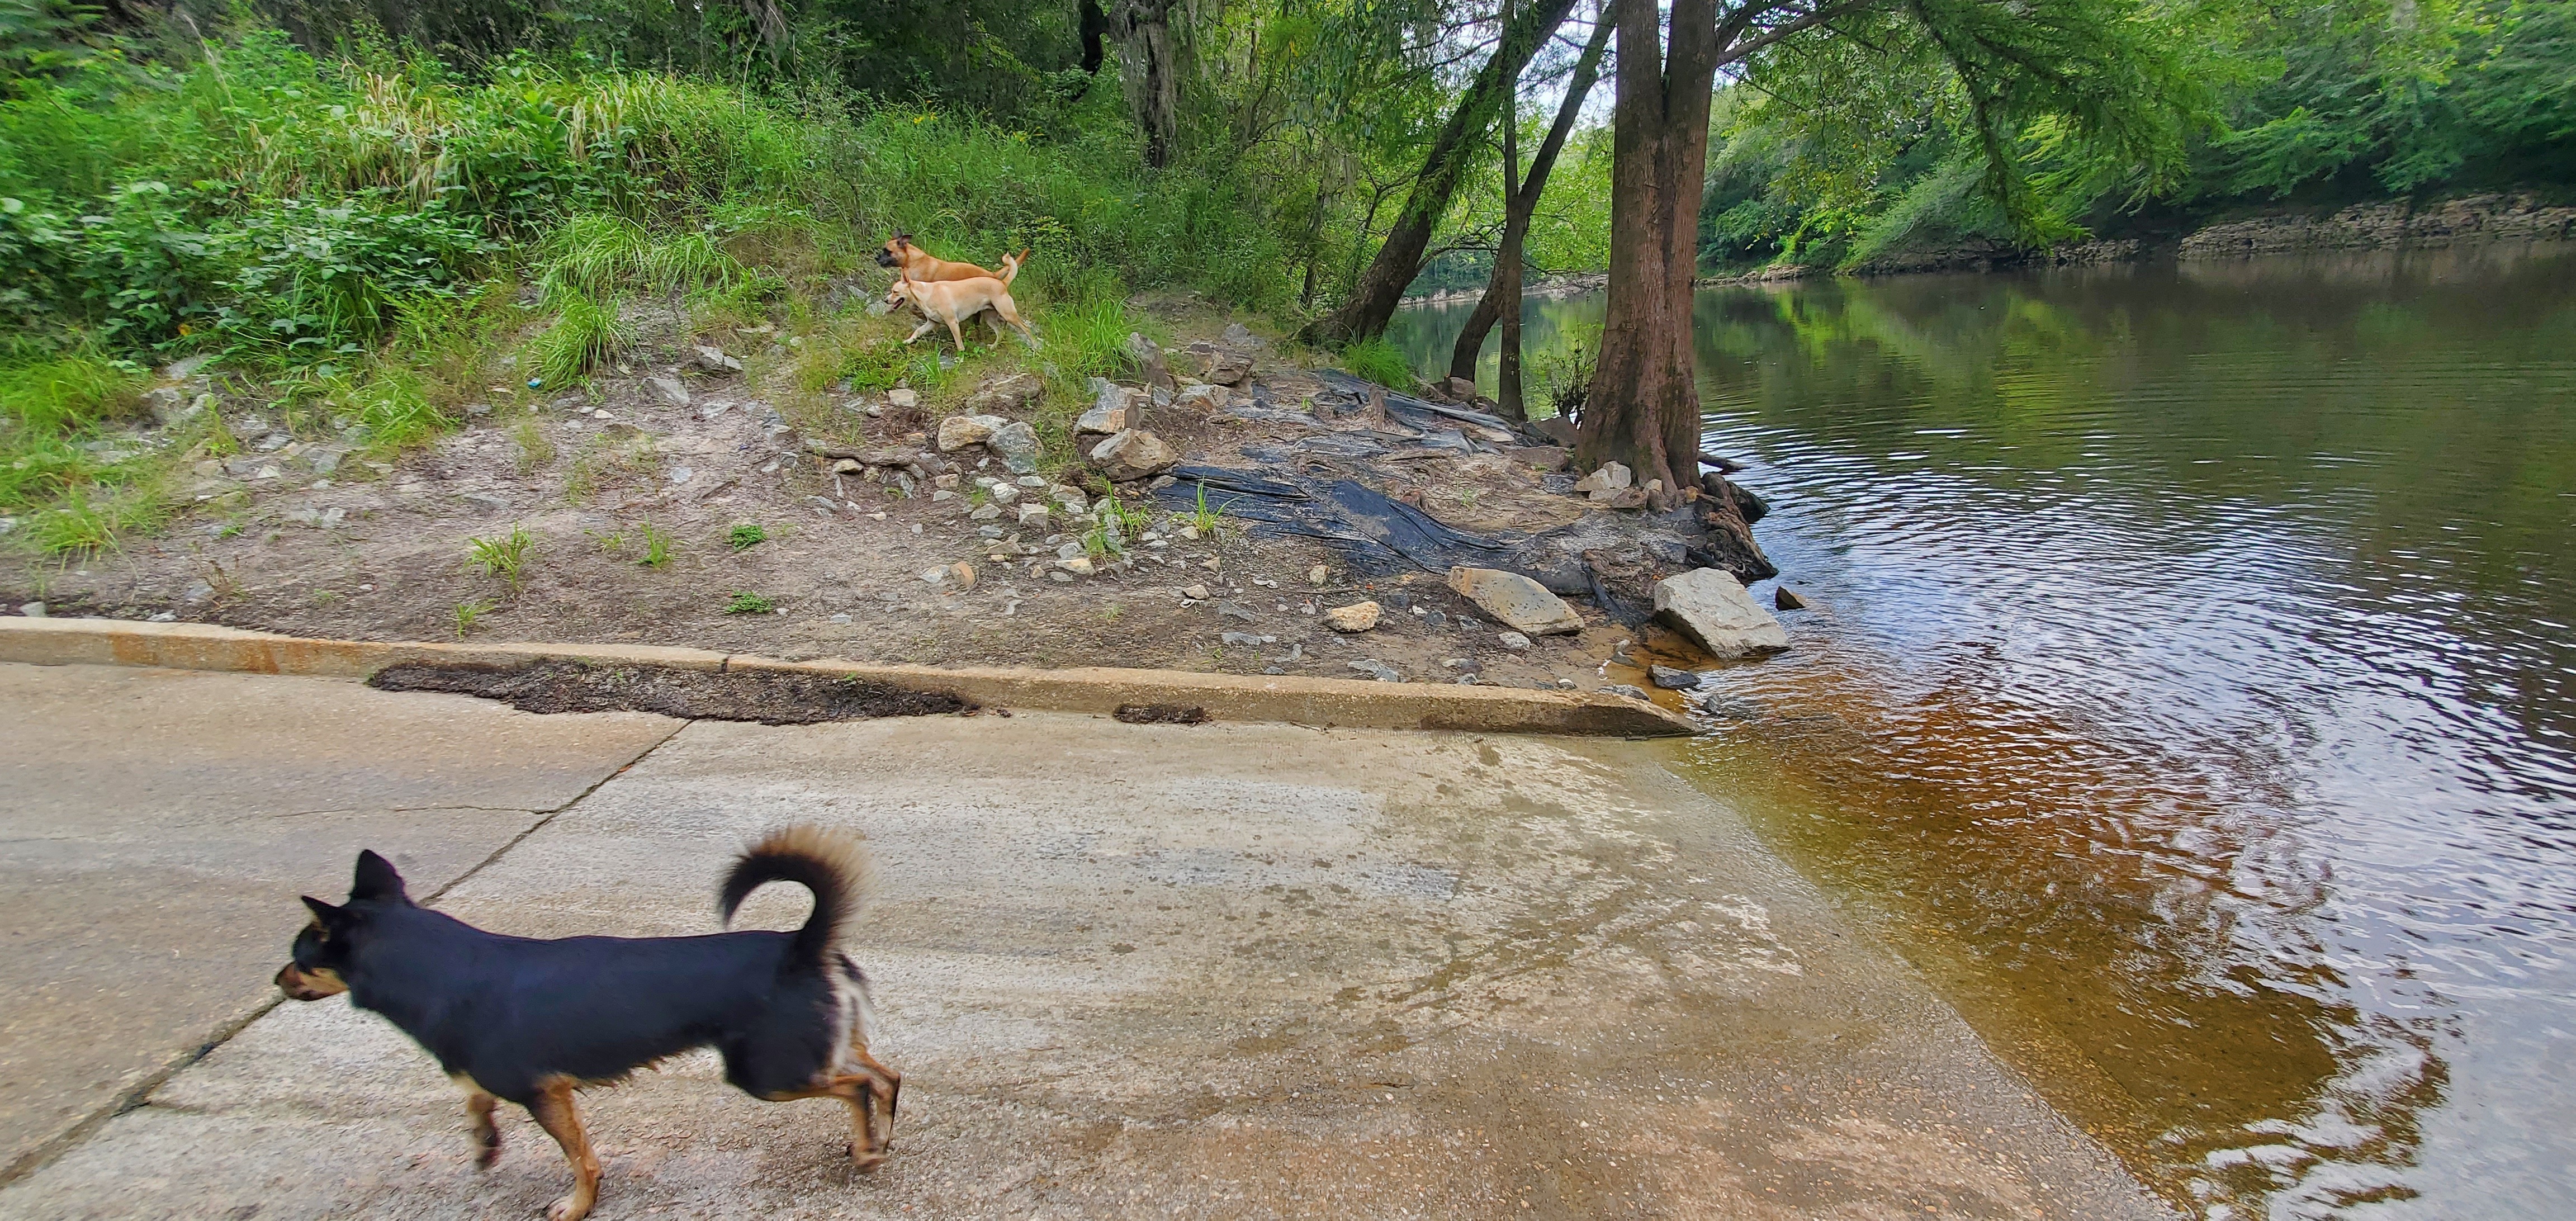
[0,0,2568,552]
[1706,0,2576,270]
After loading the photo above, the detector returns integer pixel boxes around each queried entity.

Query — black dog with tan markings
[275,827,899,1221]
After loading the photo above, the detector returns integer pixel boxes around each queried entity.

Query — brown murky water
[1390,247,2576,1219]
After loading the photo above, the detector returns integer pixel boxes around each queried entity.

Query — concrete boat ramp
[0,657,2170,1218]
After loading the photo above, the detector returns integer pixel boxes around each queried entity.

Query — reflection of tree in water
[1386,249,2576,1217]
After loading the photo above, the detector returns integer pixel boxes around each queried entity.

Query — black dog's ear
[301,896,344,925]
[350,850,410,904]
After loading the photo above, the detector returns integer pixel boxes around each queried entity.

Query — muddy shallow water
[1392,246,2576,1219]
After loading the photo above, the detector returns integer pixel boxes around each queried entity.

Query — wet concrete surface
[0,668,2172,1218]
[0,663,681,1180]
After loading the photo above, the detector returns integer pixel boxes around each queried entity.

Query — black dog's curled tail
[719,825,874,964]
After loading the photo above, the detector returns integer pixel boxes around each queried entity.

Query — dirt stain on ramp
[367,659,974,723]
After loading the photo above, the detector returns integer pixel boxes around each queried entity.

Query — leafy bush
[212,197,491,361]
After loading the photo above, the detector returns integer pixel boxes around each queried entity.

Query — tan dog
[876,231,1030,283]
[887,255,1038,352]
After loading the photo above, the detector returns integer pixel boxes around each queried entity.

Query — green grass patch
[1339,336,1415,390]
[530,294,632,389]
[724,590,774,614]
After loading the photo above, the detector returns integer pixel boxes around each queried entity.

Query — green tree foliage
[1701,0,2576,271]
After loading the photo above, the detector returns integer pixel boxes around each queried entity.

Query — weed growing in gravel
[511,421,556,473]
[453,598,498,637]
[1186,481,1230,537]
[467,526,534,589]
[25,484,164,553]
[1082,494,1153,559]
[636,523,674,567]
[564,433,659,503]
[724,590,774,614]
[727,522,768,551]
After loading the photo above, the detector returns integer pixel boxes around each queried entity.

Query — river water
[1388,248,2576,1219]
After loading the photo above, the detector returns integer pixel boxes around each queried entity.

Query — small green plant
[564,433,660,502]
[636,522,674,567]
[453,597,498,637]
[1186,481,1228,536]
[466,525,534,589]
[1081,518,1117,559]
[1531,325,1600,420]
[724,590,775,614]
[1082,493,1154,558]
[511,420,556,473]
[727,522,768,551]
[1341,336,1415,389]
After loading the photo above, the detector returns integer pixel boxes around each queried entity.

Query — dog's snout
[276,962,347,1001]
[874,248,898,267]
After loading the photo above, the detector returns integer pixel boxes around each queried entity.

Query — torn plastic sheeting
[1154,465,1524,576]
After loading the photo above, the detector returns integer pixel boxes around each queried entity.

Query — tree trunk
[740,0,789,60]
[1298,0,1580,348]
[1447,0,1617,403]
[1575,0,1719,503]
[1079,0,1110,75]
[1495,83,1526,420]
[1112,0,1182,168]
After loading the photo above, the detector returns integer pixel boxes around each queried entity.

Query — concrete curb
[0,618,1695,737]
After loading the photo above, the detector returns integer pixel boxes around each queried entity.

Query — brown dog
[887,255,1038,351]
[875,231,1030,283]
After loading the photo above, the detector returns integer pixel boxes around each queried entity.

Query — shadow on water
[1390,247,2576,1219]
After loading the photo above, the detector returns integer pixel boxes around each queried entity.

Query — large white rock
[1077,385,1146,435]
[1324,601,1382,632]
[1088,429,1180,482]
[1446,566,1582,635]
[1652,569,1789,659]
[936,413,1007,451]
[1571,461,1632,495]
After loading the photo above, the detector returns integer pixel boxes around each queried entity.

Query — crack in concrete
[0,717,696,1190]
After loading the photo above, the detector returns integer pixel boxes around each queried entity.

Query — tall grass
[1340,336,1415,389]
[531,293,632,387]
[0,31,1313,552]
[0,351,151,528]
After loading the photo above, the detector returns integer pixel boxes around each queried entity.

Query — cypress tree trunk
[1575,0,1718,503]
[1495,106,1526,419]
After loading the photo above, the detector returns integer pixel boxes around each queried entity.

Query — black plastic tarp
[1152,464,1524,576]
